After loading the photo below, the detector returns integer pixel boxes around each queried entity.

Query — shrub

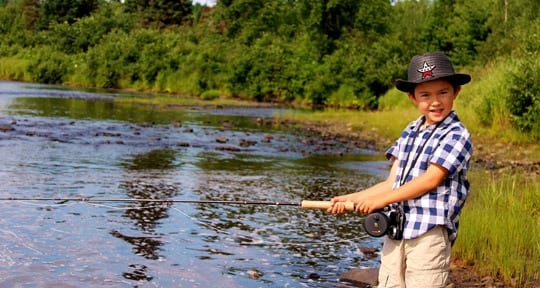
[378,87,412,110]
[27,46,69,84]
[200,89,220,100]
[504,26,540,139]
[505,59,540,138]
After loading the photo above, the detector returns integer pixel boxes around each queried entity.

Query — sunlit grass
[113,93,270,108]
[279,107,416,142]
[0,56,29,81]
[454,171,540,284]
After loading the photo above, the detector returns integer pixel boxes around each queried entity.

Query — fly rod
[0,197,356,211]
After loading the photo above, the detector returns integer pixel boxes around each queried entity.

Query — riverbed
[0,80,387,287]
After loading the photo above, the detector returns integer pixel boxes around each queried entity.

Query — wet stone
[0,125,14,132]
[247,268,263,279]
[339,267,379,288]
[215,136,228,143]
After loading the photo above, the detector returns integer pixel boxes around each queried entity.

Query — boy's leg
[404,225,451,288]
[378,237,406,288]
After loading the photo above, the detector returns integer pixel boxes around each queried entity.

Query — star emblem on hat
[417,61,436,79]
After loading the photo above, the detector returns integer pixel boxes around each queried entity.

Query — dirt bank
[291,118,540,176]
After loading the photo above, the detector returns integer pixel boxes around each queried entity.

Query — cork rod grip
[300,200,355,211]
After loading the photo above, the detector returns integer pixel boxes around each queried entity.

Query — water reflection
[115,149,180,282]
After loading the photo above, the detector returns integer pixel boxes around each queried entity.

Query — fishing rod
[0,197,356,211]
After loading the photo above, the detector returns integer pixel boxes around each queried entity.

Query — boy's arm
[355,162,449,214]
[327,160,398,214]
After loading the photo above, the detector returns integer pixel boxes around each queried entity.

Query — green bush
[200,89,220,100]
[378,87,412,110]
[505,27,540,138]
[0,56,28,80]
[326,84,356,108]
[84,29,143,88]
[27,46,69,84]
[506,58,540,138]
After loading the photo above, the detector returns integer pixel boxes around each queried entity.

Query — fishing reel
[362,207,404,240]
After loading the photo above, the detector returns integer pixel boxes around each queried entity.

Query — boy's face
[408,79,460,126]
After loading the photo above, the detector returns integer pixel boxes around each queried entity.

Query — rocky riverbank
[289,118,540,176]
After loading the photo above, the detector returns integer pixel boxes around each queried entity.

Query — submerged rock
[339,267,379,288]
[247,268,263,279]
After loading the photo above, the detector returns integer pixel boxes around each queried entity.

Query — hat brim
[395,74,471,93]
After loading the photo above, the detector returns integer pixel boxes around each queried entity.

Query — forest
[0,0,538,138]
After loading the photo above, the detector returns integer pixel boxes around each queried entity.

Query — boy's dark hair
[408,76,462,95]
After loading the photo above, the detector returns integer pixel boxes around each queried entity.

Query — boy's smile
[408,79,460,126]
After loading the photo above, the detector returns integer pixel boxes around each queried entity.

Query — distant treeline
[0,0,538,136]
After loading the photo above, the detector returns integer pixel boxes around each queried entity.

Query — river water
[0,80,387,287]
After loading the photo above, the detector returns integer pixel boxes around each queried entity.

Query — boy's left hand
[355,196,385,214]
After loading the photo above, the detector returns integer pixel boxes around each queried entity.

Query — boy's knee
[378,264,404,288]
[405,269,449,288]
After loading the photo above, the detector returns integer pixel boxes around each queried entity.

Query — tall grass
[0,56,29,81]
[454,171,540,285]
[279,106,416,145]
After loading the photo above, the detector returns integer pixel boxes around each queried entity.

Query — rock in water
[339,267,379,287]
[247,268,263,279]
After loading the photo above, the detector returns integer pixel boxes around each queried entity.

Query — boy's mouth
[429,108,444,116]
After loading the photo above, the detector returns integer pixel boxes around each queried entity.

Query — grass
[0,56,29,81]
[113,91,276,108]
[454,171,540,285]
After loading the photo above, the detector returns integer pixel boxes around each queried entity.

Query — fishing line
[3,196,367,248]
[0,197,301,207]
[168,204,367,248]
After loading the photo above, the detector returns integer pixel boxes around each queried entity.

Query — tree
[124,0,192,28]
[37,0,99,29]
[21,0,40,30]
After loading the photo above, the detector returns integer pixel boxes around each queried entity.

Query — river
[0,80,387,287]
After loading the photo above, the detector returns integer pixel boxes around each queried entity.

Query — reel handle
[300,200,356,211]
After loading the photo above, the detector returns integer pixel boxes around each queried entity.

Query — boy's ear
[454,85,462,98]
[407,92,417,104]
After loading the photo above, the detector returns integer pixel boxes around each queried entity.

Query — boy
[327,51,473,288]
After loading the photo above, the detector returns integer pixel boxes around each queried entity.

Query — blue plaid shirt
[386,111,473,242]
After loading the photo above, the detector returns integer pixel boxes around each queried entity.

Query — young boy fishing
[327,51,473,287]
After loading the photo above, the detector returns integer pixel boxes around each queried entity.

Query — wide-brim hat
[395,51,471,93]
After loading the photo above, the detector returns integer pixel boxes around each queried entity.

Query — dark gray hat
[395,51,471,93]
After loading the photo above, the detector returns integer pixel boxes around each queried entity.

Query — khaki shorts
[377,225,451,288]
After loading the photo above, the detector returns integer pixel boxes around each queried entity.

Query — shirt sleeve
[430,128,473,175]
[386,126,411,160]
[385,140,398,160]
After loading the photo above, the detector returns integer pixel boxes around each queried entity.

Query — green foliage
[27,45,69,84]
[0,55,29,80]
[378,88,412,111]
[84,29,137,88]
[42,2,135,54]
[505,25,540,138]
[0,1,23,35]
[0,0,539,140]
[37,0,99,29]
[124,0,192,28]
[200,89,220,100]
[21,0,39,30]
[326,84,356,108]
